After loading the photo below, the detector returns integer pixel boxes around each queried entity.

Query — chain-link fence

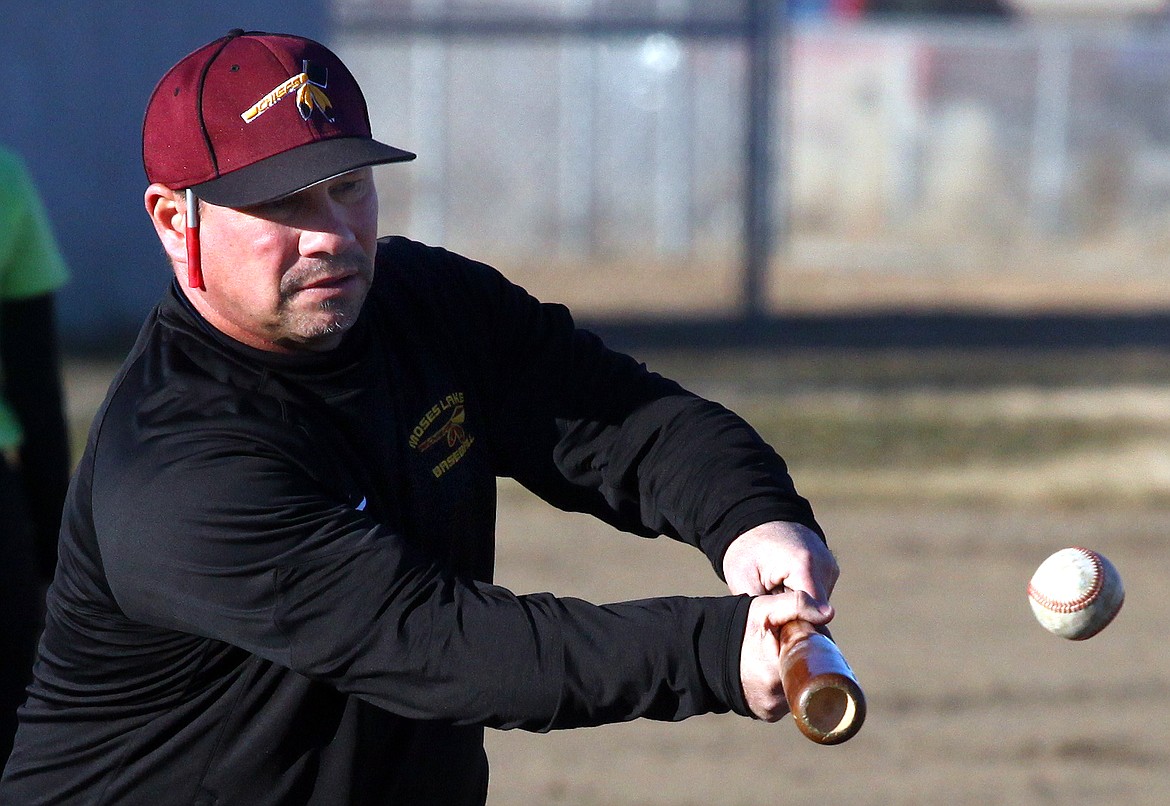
[333,5,1170,315]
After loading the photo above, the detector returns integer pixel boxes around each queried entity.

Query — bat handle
[778,619,866,745]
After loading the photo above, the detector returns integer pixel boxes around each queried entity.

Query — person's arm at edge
[1,293,70,582]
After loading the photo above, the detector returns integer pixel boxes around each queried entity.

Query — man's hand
[740,590,833,721]
[722,521,839,601]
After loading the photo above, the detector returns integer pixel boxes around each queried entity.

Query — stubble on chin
[283,275,371,348]
[312,297,359,336]
[277,253,374,344]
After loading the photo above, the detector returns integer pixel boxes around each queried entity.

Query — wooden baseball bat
[778,619,866,745]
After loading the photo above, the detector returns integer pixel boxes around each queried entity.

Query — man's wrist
[695,594,754,717]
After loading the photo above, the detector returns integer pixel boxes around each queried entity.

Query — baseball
[1027,547,1124,640]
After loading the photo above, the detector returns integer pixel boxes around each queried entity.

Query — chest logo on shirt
[408,392,475,478]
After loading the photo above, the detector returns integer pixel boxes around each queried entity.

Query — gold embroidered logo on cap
[241,60,335,124]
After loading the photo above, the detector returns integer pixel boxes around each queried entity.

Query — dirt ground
[486,492,1170,806]
[61,351,1170,806]
[481,350,1170,806]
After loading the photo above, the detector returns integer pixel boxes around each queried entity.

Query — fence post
[1029,27,1072,236]
[744,0,782,324]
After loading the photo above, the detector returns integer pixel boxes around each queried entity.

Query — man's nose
[299,202,359,256]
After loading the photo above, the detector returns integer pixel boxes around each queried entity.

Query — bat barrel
[779,620,866,745]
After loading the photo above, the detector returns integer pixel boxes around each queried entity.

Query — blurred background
[8,0,1170,348]
[8,2,1170,804]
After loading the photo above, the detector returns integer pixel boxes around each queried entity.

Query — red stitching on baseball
[1027,547,1103,614]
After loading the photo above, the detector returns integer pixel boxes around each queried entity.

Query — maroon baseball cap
[143,29,415,207]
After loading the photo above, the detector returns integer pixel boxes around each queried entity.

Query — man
[0,145,71,768]
[1,30,840,804]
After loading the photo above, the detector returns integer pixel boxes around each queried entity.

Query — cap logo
[241,60,335,124]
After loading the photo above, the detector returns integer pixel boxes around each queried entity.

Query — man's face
[194,168,379,353]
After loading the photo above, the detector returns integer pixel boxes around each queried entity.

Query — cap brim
[191,136,415,207]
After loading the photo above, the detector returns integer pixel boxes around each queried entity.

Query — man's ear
[145,183,189,269]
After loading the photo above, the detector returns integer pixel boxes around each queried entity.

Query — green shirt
[0,146,70,448]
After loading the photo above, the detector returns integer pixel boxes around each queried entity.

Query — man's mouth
[297,271,360,292]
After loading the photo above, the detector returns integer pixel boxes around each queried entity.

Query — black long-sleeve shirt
[1,237,820,804]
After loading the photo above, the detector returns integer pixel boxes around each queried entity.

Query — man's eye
[335,180,365,199]
[249,197,299,218]
[271,196,302,212]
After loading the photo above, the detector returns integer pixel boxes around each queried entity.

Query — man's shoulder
[375,236,508,286]
[95,304,304,458]
[371,236,524,318]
